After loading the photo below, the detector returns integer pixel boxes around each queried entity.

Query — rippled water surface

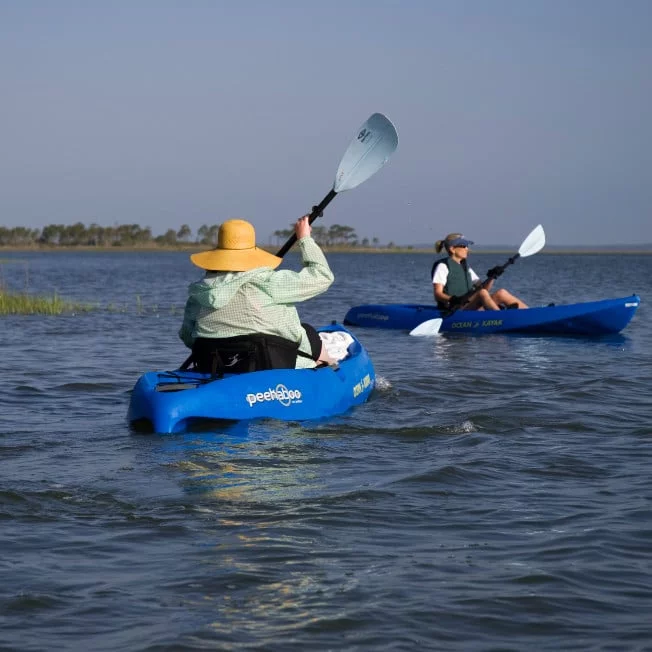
[2,250,651,651]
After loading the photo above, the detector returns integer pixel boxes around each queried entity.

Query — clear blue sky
[1,1,650,246]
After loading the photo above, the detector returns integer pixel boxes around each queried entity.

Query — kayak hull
[127,323,375,434]
[344,295,640,336]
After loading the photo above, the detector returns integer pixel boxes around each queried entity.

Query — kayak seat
[189,334,300,376]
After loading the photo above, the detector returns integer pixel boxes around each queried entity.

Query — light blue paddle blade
[333,113,398,192]
[518,224,546,257]
[409,318,443,337]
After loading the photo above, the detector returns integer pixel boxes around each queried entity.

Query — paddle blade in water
[409,318,443,337]
[333,113,398,192]
[518,224,546,257]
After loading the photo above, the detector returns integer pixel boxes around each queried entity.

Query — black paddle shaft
[275,189,337,257]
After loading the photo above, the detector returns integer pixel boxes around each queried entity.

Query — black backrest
[191,334,300,375]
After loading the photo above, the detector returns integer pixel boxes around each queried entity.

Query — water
[1,250,651,651]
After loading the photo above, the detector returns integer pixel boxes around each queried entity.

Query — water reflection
[150,422,326,504]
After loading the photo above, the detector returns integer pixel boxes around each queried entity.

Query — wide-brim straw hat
[190,219,282,271]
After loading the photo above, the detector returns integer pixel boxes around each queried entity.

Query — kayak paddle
[409,224,546,337]
[276,112,399,257]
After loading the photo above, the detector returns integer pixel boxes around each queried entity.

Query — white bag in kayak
[319,331,355,361]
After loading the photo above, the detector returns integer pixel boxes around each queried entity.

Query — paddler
[432,233,528,311]
[179,216,334,374]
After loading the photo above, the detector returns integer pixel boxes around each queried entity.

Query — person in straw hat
[432,232,527,311]
[179,215,334,373]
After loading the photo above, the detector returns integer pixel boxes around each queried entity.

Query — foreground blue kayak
[344,295,640,336]
[128,323,375,433]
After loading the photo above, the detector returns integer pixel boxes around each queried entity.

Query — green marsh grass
[0,289,179,316]
[0,260,94,315]
[0,288,95,315]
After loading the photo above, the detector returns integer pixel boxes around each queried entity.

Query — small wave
[3,592,66,613]
[459,419,475,433]
[54,382,119,392]
[374,375,393,391]
[13,385,44,394]
[308,420,477,438]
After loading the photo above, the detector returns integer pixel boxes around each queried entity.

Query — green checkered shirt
[179,237,334,368]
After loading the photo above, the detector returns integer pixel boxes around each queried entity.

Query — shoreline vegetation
[0,244,652,255]
[0,281,181,315]
[0,277,170,316]
[1,222,650,254]
[0,222,393,250]
[0,288,94,315]
[2,244,652,255]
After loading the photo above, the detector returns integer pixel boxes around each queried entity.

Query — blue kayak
[344,295,640,336]
[128,323,375,434]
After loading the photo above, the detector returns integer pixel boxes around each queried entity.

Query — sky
[1,0,651,247]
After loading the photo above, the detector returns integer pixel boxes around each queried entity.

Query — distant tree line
[272,224,387,248]
[0,222,216,247]
[0,222,396,248]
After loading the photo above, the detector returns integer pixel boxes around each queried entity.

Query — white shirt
[432,262,480,285]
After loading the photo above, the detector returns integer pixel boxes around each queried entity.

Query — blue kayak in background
[128,323,375,434]
[344,295,640,336]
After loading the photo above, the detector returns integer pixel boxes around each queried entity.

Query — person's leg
[492,288,528,309]
[465,288,500,311]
